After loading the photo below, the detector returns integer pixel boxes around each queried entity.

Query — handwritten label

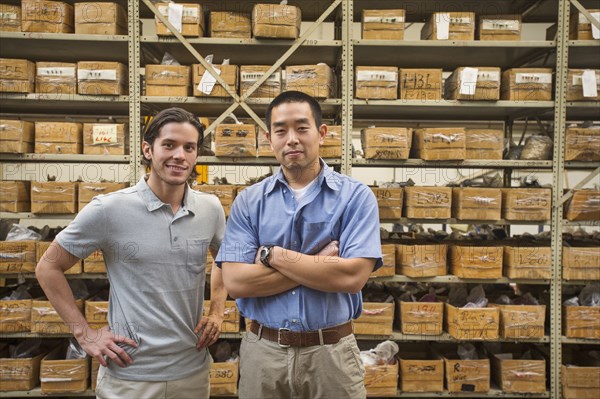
[77,69,117,81]
[357,70,397,82]
[364,16,405,23]
[481,19,519,31]
[37,67,76,77]
[92,125,118,144]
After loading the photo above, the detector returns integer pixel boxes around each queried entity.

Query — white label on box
[0,12,18,20]
[363,16,405,23]
[436,13,450,40]
[182,6,199,18]
[168,3,183,33]
[77,69,118,81]
[92,125,118,144]
[357,70,397,82]
[459,67,478,95]
[37,67,76,77]
[240,71,280,82]
[515,73,552,84]
[481,19,519,31]
[450,17,471,25]
[477,70,500,82]
[198,67,221,95]
[592,12,600,39]
[582,69,599,97]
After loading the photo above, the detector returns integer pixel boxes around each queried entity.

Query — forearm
[270,246,374,294]
[208,264,227,316]
[221,262,298,298]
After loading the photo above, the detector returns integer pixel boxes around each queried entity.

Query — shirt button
[174,237,178,241]
[292,291,296,295]
[292,319,298,323]
[283,189,287,193]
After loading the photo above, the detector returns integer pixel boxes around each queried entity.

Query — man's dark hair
[142,107,204,167]
[265,91,323,131]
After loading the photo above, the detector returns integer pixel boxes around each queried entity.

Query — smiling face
[267,101,326,186]
[142,121,199,188]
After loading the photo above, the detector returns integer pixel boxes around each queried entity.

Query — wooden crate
[449,245,503,279]
[491,350,546,393]
[421,12,475,40]
[395,243,447,277]
[371,244,395,277]
[204,300,239,332]
[477,15,521,40]
[155,3,204,37]
[565,126,600,161]
[497,304,546,339]
[452,187,502,220]
[362,9,405,40]
[0,299,32,333]
[85,300,109,329]
[464,128,504,160]
[0,180,30,213]
[0,59,35,93]
[210,361,238,395]
[503,246,552,280]
[252,4,301,39]
[77,61,127,95]
[35,61,77,95]
[563,246,600,280]
[443,354,490,393]
[399,354,444,392]
[371,187,403,220]
[21,0,73,33]
[0,352,45,392]
[445,67,501,101]
[563,306,600,339]
[210,11,251,38]
[240,65,281,99]
[398,301,443,335]
[0,241,37,274]
[0,120,34,154]
[31,299,84,334]
[399,68,443,101]
[355,66,398,100]
[0,4,21,32]
[75,2,127,35]
[361,128,411,160]
[83,123,129,155]
[353,302,394,336]
[320,125,342,158]
[40,348,89,394]
[445,303,499,340]
[502,188,551,221]
[500,68,553,101]
[31,181,78,214]
[404,186,452,219]
[214,123,256,157]
[285,64,335,99]
[565,189,600,221]
[146,65,190,97]
[34,121,82,155]
[562,363,600,399]
[193,64,238,97]
[412,128,466,161]
[364,363,399,396]
[78,182,128,210]
[36,241,82,274]
[567,69,600,101]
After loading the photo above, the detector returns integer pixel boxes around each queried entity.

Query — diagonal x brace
[558,166,600,206]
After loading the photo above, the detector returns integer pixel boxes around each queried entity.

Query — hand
[317,240,339,258]
[75,325,138,368]
[195,314,223,350]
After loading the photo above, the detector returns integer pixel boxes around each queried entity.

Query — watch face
[260,247,267,260]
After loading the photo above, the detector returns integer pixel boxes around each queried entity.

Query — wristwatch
[259,245,274,268]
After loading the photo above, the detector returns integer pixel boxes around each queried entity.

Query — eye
[163,143,173,148]
[185,145,197,152]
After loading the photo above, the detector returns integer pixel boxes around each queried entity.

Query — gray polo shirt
[56,177,225,381]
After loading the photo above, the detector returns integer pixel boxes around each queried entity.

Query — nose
[172,145,185,159]
[286,129,299,145]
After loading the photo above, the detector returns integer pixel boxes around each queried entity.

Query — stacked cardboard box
[498,304,546,339]
[413,127,466,160]
[562,352,600,399]
[32,299,84,334]
[565,126,600,161]
[204,300,239,332]
[0,296,32,333]
[31,181,78,214]
[404,186,452,219]
[503,246,552,279]
[156,3,204,37]
[0,241,37,273]
[21,0,73,33]
[396,243,447,277]
[0,4,21,31]
[491,347,547,393]
[371,244,395,277]
[361,127,411,160]
[214,123,256,157]
[0,349,45,392]
[0,180,30,212]
[450,245,503,279]
[193,64,238,97]
[569,9,600,40]
[83,123,128,155]
[353,302,394,335]
[210,361,239,395]
[240,65,281,99]
[567,69,600,101]
[362,9,405,40]
[565,189,600,221]
[442,351,490,393]
[563,305,600,339]
[35,121,82,154]
[445,303,500,340]
[74,2,126,35]
[364,363,399,396]
[0,120,34,153]
[40,346,89,393]
[195,185,238,216]
[399,68,443,101]
[320,125,342,158]
[452,187,502,220]
[371,186,403,219]
[421,12,475,40]
[477,15,522,40]
[78,182,128,210]
[252,4,301,39]
[210,12,251,38]
[502,188,552,221]
[146,65,190,97]
[85,300,109,329]
[445,67,501,101]
[465,128,504,159]
[563,246,600,280]
[501,68,554,101]
[399,353,444,392]
[35,62,77,94]
[355,66,398,100]
[77,61,127,95]
[0,58,35,93]
[398,301,443,335]
[285,64,335,99]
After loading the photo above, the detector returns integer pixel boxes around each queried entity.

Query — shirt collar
[265,158,341,195]
[136,176,195,215]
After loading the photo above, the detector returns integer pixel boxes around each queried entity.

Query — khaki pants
[95,364,210,399]
[239,331,366,399]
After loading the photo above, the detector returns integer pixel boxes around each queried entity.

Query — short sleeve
[55,198,107,260]
[209,196,227,252]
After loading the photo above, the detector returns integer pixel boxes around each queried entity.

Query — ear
[318,124,327,145]
[266,131,275,151]
[142,141,153,161]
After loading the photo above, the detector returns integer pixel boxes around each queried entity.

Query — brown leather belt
[249,321,353,347]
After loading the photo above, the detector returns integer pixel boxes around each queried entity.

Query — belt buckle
[277,328,291,348]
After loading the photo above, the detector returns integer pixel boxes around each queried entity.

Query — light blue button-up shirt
[216,160,382,331]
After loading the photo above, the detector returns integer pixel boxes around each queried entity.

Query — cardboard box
[396,243,447,277]
[404,186,452,219]
[0,120,34,154]
[214,123,256,157]
[240,65,281,99]
[477,15,521,40]
[563,246,600,280]
[371,186,403,220]
[34,121,82,155]
[452,187,501,220]
[0,352,45,392]
[445,67,501,101]
[37,241,82,274]
[256,127,275,157]
[0,298,32,333]
[353,302,394,335]
[32,299,84,334]
[500,68,553,101]
[497,304,546,339]
[91,357,99,391]
[35,61,77,95]
[562,361,600,399]
[445,303,500,340]
[83,123,128,155]
[195,184,238,216]
[491,349,546,393]
[0,4,21,32]
[210,11,250,38]
[31,181,78,214]
[0,58,35,93]
[569,9,600,40]
[565,126,600,161]
[565,189,600,221]
[443,353,490,393]
[567,69,600,101]
[361,127,411,160]
[320,125,342,158]
[84,249,106,273]
[564,305,600,339]
[203,300,239,332]
[285,64,336,99]
[193,64,238,97]
[85,300,109,329]
[362,9,405,40]
[210,361,239,395]
[355,66,398,100]
[21,0,73,33]
[0,180,30,213]
[40,347,89,393]
[77,61,127,95]
[449,245,503,279]
[371,244,395,277]
[146,65,190,97]
[465,128,504,160]
[502,188,552,221]
[364,363,399,396]
[156,3,204,37]
[78,182,127,210]
[252,3,301,39]
[399,68,443,101]
[75,2,126,35]
[503,246,552,280]
[413,128,466,160]
[0,241,37,274]
[399,353,444,392]
[421,12,475,41]
[398,301,443,335]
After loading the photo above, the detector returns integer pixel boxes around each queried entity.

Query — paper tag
[198,67,221,95]
[92,125,118,144]
[363,16,405,23]
[515,73,552,84]
[460,67,479,95]
[357,70,397,82]
[481,19,519,31]
[240,72,280,82]
[450,17,471,24]
[182,6,199,18]
[477,70,500,82]
[592,12,600,39]
[436,14,450,40]
[168,3,183,33]
[582,69,599,97]
[37,67,76,77]
[77,69,117,81]
[0,12,18,20]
